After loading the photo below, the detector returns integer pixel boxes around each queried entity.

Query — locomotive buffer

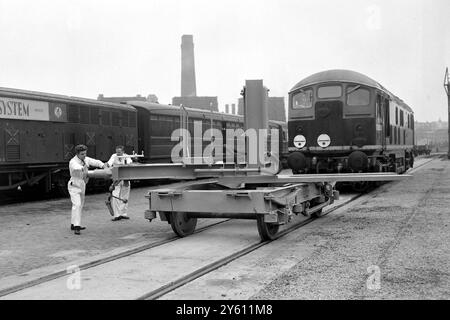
[110,80,410,241]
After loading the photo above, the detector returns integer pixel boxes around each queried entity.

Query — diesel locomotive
[287,70,414,178]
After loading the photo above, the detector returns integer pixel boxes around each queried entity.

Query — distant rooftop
[98,94,158,104]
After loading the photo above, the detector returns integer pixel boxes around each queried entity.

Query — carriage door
[376,94,385,149]
[136,108,147,156]
[5,127,20,161]
[63,132,75,161]
[383,98,390,148]
[86,132,96,158]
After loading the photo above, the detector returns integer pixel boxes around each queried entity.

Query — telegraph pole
[445,68,450,159]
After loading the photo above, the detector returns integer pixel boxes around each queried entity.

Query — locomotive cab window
[317,85,342,99]
[346,86,370,106]
[292,89,313,109]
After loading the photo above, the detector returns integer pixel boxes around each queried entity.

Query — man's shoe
[120,216,130,220]
[71,225,86,230]
[111,217,121,221]
[71,225,85,230]
[74,227,81,235]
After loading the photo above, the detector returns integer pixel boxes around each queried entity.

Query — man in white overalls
[107,145,133,221]
[68,144,106,235]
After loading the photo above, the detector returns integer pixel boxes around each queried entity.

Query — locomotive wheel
[170,212,197,237]
[256,215,280,241]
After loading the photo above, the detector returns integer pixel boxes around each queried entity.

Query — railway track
[0,218,230,298]
[0,156,435,299]
[143,156,435,300]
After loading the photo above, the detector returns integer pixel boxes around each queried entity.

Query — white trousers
[68,181,86,227]
[112,181,130,217]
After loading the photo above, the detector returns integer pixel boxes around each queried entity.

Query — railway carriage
[0,87,138,194]
[286,70,414,181]
[126,101,287,165]
[0,89,287,195]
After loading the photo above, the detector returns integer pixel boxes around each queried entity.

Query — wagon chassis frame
[112,163,409,241]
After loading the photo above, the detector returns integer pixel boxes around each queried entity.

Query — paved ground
[162,157,449,299]
[0,184,220,279]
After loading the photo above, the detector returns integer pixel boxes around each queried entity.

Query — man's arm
[69,160,85,179]
[106,154,116,168]
[85,156,105,169]
[125,154,133,165]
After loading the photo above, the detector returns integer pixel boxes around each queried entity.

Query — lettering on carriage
[0,99,30,117]
[0,97,49,121]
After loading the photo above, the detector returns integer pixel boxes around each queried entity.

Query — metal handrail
[179,104,190,159]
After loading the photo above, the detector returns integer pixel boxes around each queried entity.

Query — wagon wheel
[351,181,370,193]
[170,212,197,237]
[256,215,280,241]
[311,208,324,218]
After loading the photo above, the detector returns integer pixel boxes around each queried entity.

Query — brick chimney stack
[181,35,197,97]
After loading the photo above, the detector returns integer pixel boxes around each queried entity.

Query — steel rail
[0,219,229,298]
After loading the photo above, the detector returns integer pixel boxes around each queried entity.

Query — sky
[0,0,449,122]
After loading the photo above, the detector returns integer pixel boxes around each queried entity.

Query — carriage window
[347,86,370,106]
[121,110,129,127]
[292,89,313,109]
[129,111,136,127]
[68,105,80,123]
[376,95,382,122]
[112,111,120,126]
[101,110,111,126]
[90,107,99,124]
[395,107,398,125]
[318,85,342,98]
[80,106,89,124]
